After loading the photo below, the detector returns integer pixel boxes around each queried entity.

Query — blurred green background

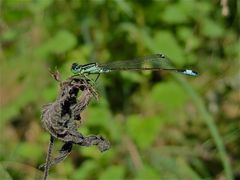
[0,0,239,179]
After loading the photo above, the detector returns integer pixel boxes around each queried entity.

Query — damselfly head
[157,53,165,58]
[71,63,81,74]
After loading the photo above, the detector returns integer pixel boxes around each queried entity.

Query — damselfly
[71,54,198,81]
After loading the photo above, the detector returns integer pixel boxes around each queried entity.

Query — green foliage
[161,3,189,24]
[135,165,160,180]
[71,160,97,179]
[99,165,125,180]
[153,31,186,66]
[201,19,225,38]
[0,163,12,180]
[126,115,161,150]
[0,0,239,179]
[16,143,43,162]
[38,30,77,55]
[151,81,188,109]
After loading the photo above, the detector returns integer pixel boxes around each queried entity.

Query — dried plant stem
[123,135,143,170]
[40,75,110,179]
[43,135,54,180]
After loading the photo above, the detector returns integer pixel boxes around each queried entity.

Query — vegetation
[0,0,239,179]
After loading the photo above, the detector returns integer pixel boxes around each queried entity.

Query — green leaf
[29,0,53,13]
[177,27,201,50]
[42,84,58,102]
[148,151,183,180]
[99,165,125,180]
[149,150,201,180]
[85,103,111,127]
[16,143,43,161]
[85,103,121,141]
[0,163,13,180]
[135,165,160,180]
[72,160,98,180]
[39,30,77,55]
[150,81,188,110]
[50,30,77,53]
[201,19,225,38]
[153,31,185,66]
[126,115,161,150]
[0,30,18,41]
[114,0,133,17]
[161,4,188,24]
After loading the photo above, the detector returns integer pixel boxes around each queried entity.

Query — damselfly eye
[158,54,165,58]
[71,63,81,74]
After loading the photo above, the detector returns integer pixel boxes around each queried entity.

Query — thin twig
[43,135,54,180]
[123,135,143,170]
